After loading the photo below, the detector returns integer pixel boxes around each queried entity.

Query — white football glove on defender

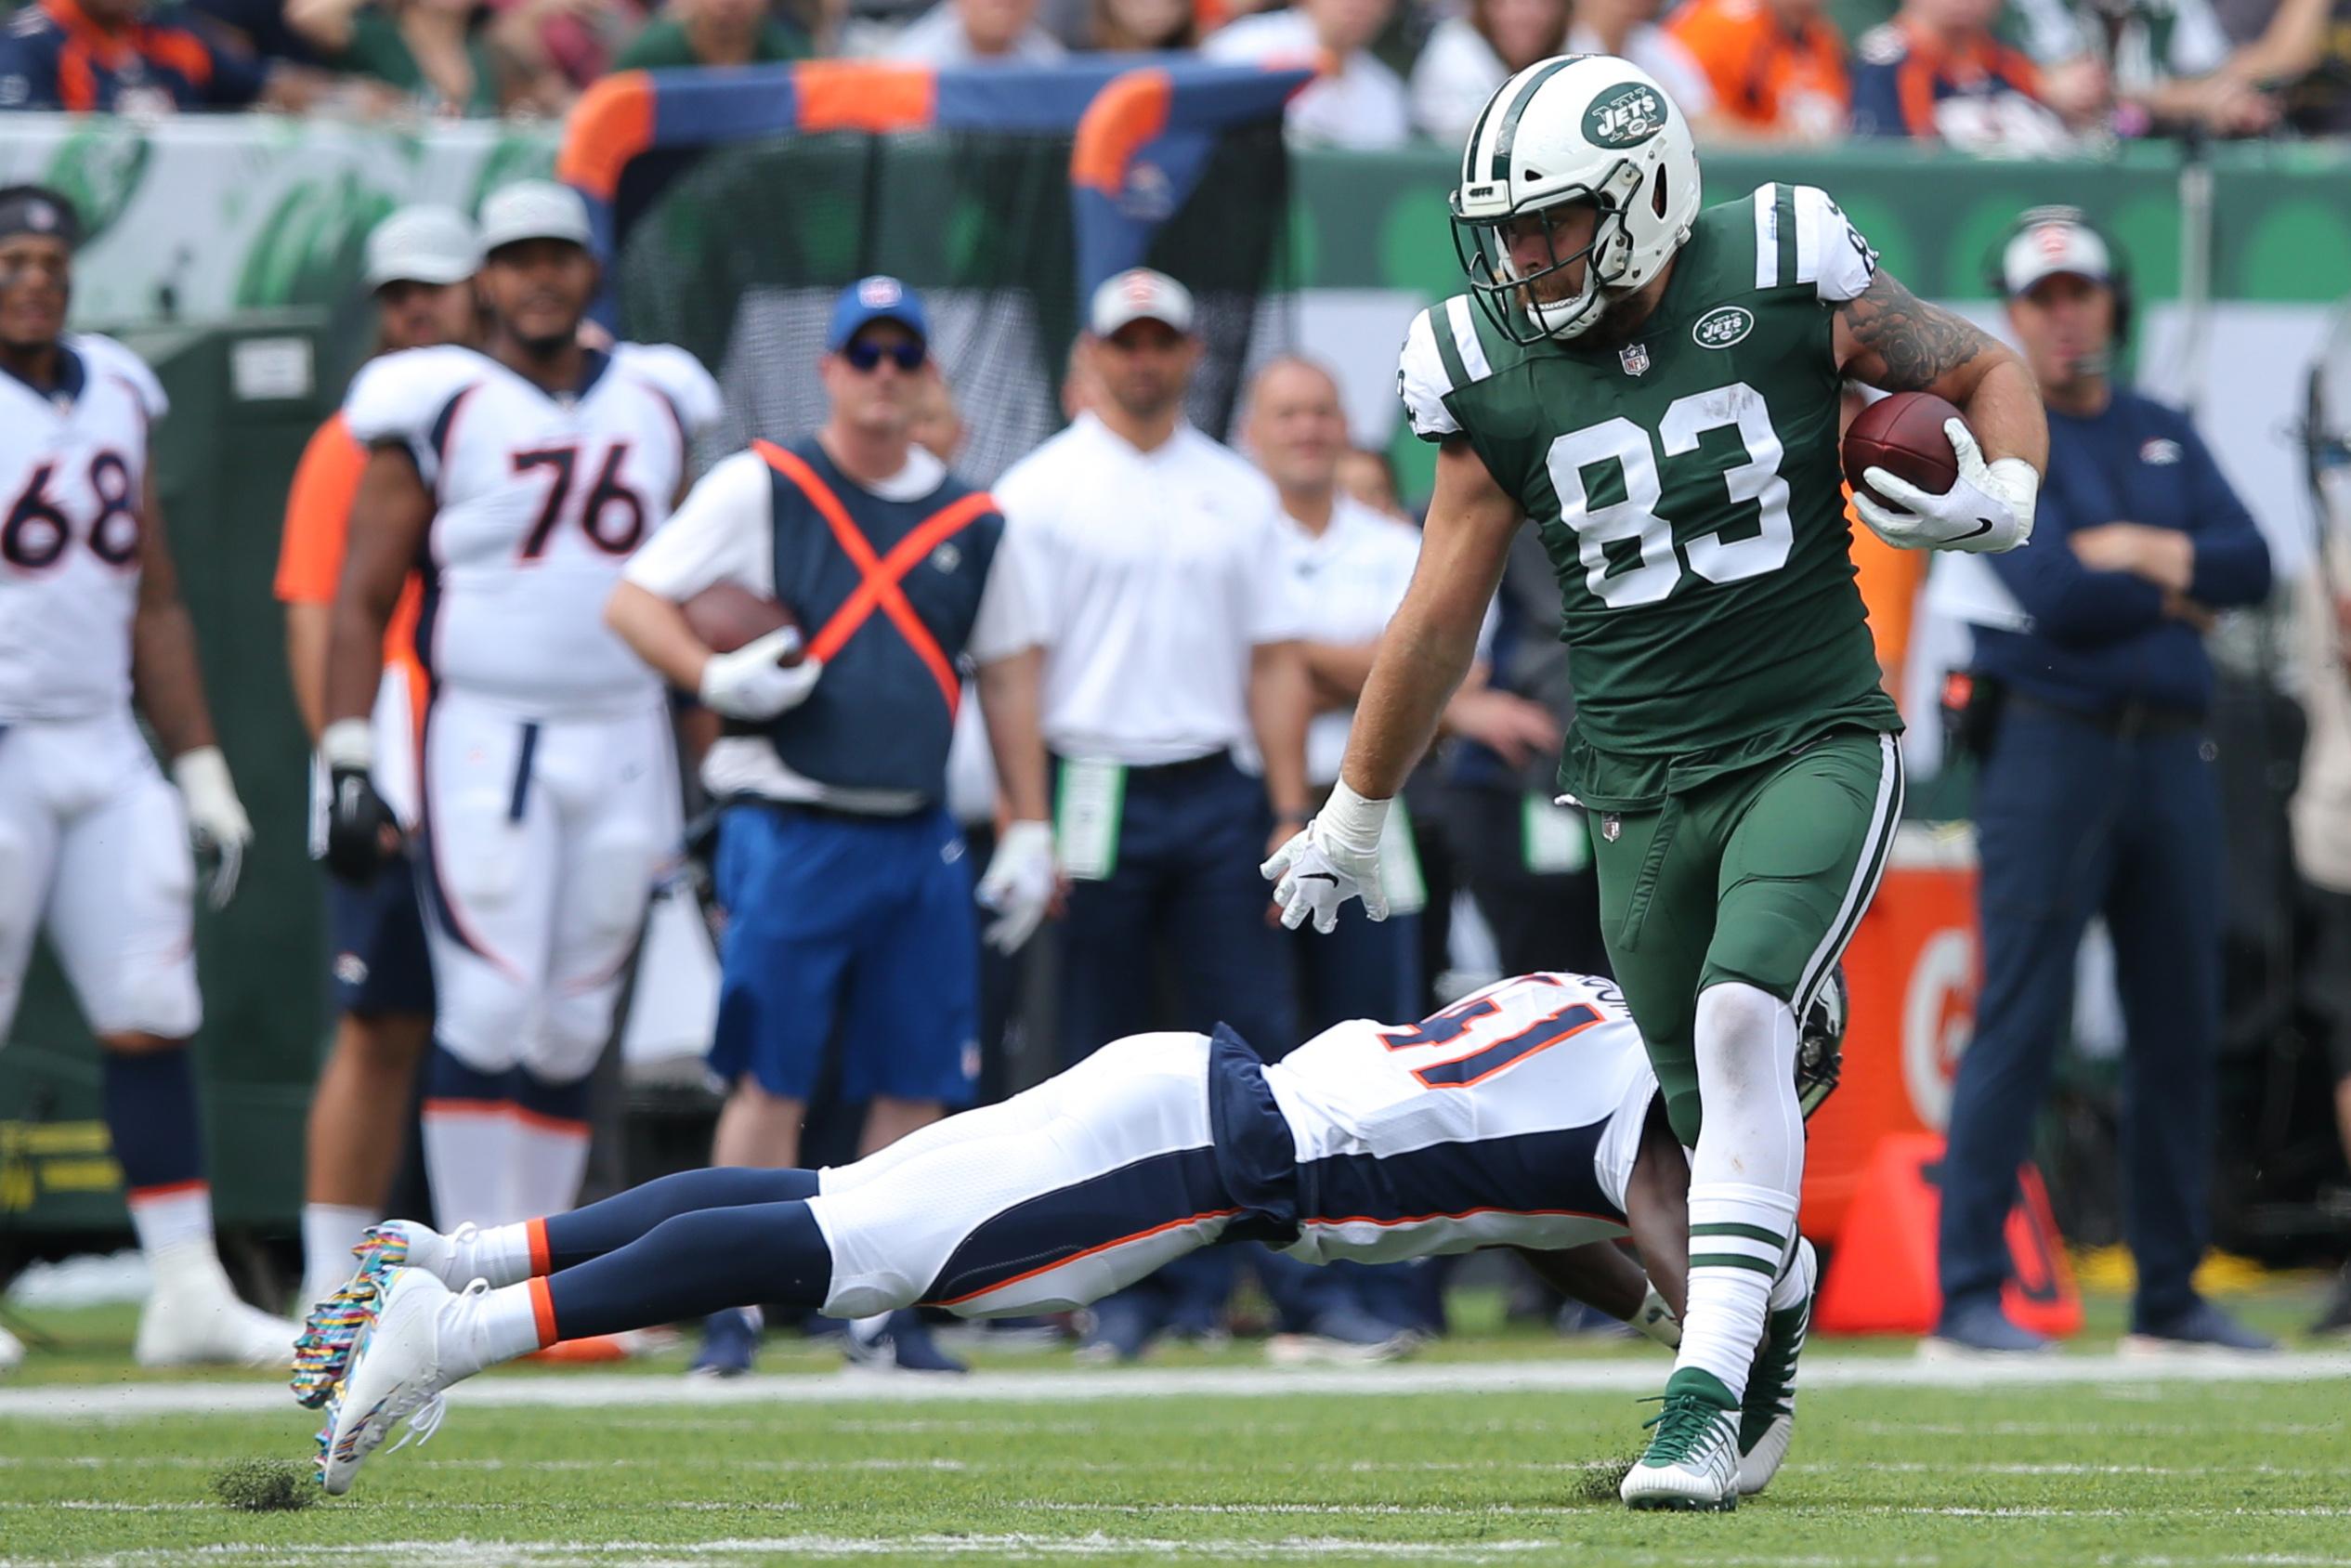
[1261,780,1390,934]
[699,629,821,721]
[1853,418,2038,555]
[1632,1285,1683,1349]
[171,745,251,909]
[974,819,1057,954]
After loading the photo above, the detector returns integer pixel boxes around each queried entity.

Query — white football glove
[1853,418,2038,555]
[171,745,251,910]
[974,819,1057,954]
[1631,1285,1682,1349]
[699,629,821,721]
[1260,780,1390,934]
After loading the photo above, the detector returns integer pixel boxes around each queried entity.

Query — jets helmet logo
[1583,85,1668,149]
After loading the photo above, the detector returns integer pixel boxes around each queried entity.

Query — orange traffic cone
[1813,1132,2082,1338]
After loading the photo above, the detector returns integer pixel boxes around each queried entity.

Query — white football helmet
[1451,55,1702,344]
[1796,967,1848,1120]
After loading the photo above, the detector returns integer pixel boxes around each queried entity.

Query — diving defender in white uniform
[303,970,1841,1501]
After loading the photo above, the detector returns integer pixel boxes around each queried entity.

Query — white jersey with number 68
[0,333,165,723]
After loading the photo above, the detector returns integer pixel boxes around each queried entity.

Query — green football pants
[1591,728,1904,1146]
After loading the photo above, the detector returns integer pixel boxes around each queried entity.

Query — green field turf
[2,1284,2346,1567]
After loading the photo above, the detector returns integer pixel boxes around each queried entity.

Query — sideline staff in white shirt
[993,268,1313,1358]
[994,268,1312,1061]
[1252,355,1556,1027]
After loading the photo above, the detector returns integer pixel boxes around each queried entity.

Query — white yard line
[0,1536,1572,1567]
[1,1351,2345,1422]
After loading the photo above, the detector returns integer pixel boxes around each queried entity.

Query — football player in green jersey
[1263,56,2048,1511]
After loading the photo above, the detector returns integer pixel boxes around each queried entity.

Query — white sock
[1769,1238,1817,1313]
[460,1281,549,1375]
[451,1222,539,1287]
[422,1105,519,1229]
[1671,983,1806,1407]
[128,1184,215,1263]
[507,1117,591,1224]
[301,1204,379,1306]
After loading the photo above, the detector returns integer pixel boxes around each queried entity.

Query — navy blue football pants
[1937,702,2222,1327]
[1054,752,1298,1332]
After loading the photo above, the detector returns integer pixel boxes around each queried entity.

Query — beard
[512,324,578,359]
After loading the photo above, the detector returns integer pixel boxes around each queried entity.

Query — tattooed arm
[1833,269,2048,475]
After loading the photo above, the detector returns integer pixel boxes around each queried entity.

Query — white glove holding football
[1853,418,2038,555]
[171,745,252,910]
[699,629,821,721]
[975,819,1057,954]
[1261,780,1391,934]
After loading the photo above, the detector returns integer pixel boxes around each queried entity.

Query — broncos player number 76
[1263,56,2047,1509]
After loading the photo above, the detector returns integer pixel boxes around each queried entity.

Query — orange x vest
[749,438,1003,801]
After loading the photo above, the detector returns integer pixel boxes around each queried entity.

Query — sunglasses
[844,339,925,372]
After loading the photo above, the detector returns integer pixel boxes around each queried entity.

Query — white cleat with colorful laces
[314,1266,470,1496]
[293,1221,467,1407]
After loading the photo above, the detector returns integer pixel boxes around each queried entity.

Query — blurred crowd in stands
[1,0,2346,144]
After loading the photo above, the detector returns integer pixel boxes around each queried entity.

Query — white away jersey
[0,334,165,722]
[345,342,721,715]
[1260,972,1658,1264]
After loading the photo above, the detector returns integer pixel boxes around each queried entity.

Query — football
[682,582,799,659]
[1844,390,1966,511]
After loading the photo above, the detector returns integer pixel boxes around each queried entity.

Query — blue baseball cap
[827,275,929,353]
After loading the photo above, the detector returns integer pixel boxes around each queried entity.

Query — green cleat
[1737,1237,1817,1496]
[1620,1389,1741,1511]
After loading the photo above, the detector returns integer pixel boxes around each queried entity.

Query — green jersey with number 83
[1400,182,1902,811]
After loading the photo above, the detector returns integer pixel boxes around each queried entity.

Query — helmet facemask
[1453,161,1642,346]
[1796,969,1848,1121]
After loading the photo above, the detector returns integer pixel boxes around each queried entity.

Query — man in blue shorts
[606,277,1053,1375]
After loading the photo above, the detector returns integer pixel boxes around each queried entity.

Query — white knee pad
[67,778,201,1041]
[529,830,656,1081]
[96,953,202,1041]
[531,985,623,1082]
[571,829,659,947]
[430,961,531,1075]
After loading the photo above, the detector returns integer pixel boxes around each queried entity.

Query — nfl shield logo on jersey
[1618,343,1650,376]
[1601,814,1623,843]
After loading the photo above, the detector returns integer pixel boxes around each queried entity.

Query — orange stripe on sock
[509,1104,592,1137]
[529,1277,559,1348]
[421,1098,509,1120]
[527,1217,552,1276]
[126,1179,210,1205]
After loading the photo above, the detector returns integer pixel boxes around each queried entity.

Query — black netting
[610,120,1292,484]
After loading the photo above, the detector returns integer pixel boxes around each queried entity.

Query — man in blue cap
[608,276,1053,1378]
